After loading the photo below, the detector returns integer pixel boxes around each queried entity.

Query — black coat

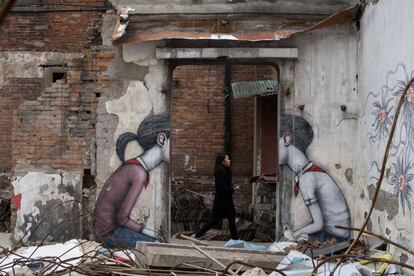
[212,168,236,219]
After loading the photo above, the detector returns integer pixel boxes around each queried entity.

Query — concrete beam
[111,1,356,15]
[136,242,285,270]
[155,48,298,59]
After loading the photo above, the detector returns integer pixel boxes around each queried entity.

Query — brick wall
[171,64,276,208]
[171,65,226,195]
[8,50,115,232]
[12,51,114,173]
[0,0,107,52]
[0,1,109,229]
[0,79,43,196]
[230,65,256,206]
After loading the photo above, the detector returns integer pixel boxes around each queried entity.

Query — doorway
[169,63,279,241]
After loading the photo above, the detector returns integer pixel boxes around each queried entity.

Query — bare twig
[311,254,414,275]
[336,225,414,256]
[192,244,236,275]
[178,233,209,246]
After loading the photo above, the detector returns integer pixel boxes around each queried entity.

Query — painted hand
[142,226,165,242]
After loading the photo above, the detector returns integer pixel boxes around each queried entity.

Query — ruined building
[0,0,413,266]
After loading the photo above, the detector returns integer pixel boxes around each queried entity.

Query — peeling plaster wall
[97,16,169,236]
[0,52,81,88]
[278,23,358,236]
[0,52,82,220]
[11,172,82,243]
[357,0,414,266]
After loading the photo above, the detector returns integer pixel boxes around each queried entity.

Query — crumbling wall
[357,0,414,266]
[0,0,110,242]
[97,16,169,237]
[0,0,105,52]
[10,51,114,243]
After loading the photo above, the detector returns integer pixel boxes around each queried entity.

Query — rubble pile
[286,238,369,256]
[171,189,211,234]
[251,174,277,242]
[0,233,409,275]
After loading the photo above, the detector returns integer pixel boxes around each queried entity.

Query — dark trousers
[196,215,238,240]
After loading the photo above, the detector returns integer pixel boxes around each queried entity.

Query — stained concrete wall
[278,23,358,236]
[356,0,414,266]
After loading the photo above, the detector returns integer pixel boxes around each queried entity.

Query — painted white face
[278,136,289,165]
[162,137,170,163]
[222,155,231,167]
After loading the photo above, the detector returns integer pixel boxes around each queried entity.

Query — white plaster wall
[357,0,414,265]
[282,23,358,230]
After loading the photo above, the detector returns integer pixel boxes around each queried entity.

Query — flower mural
[366,63,414,216]
[392,70,414,151]
[389,153,413,215]
[369,88,394,143]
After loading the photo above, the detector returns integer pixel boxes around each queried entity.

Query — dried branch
[336,225,414,256]
[311,253,414,275]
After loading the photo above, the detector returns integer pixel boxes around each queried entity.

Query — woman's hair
[116,114,170,162]
[214,152,228,175]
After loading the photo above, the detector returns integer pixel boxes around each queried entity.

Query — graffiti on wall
[366,64,414,215]
[278,114,350,241]
[93,114,170,247]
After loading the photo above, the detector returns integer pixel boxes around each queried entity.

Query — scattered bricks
[254,228,272,242]
[262,196,272,203]
[254,203,273,211]
[258,210,274,223]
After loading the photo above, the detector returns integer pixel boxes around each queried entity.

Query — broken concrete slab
[136,242,285,270]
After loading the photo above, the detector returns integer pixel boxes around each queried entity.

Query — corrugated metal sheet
[231,80,278,99]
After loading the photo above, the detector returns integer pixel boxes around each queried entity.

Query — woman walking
[194,153,239,240]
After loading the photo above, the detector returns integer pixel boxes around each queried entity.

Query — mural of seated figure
[279,114,351,241]
[93,114,170,248]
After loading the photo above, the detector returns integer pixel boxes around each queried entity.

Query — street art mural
[279,114,351,241]
[366,64,414,216]
[93,114,170,247]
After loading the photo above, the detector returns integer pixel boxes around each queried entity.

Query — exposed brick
[0,0,106,52]
[171,64,276,208]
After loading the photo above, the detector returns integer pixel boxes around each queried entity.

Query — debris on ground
[0,239,101,275]
[0,235,408,275]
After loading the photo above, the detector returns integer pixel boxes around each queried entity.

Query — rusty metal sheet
[112,5,359,45]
